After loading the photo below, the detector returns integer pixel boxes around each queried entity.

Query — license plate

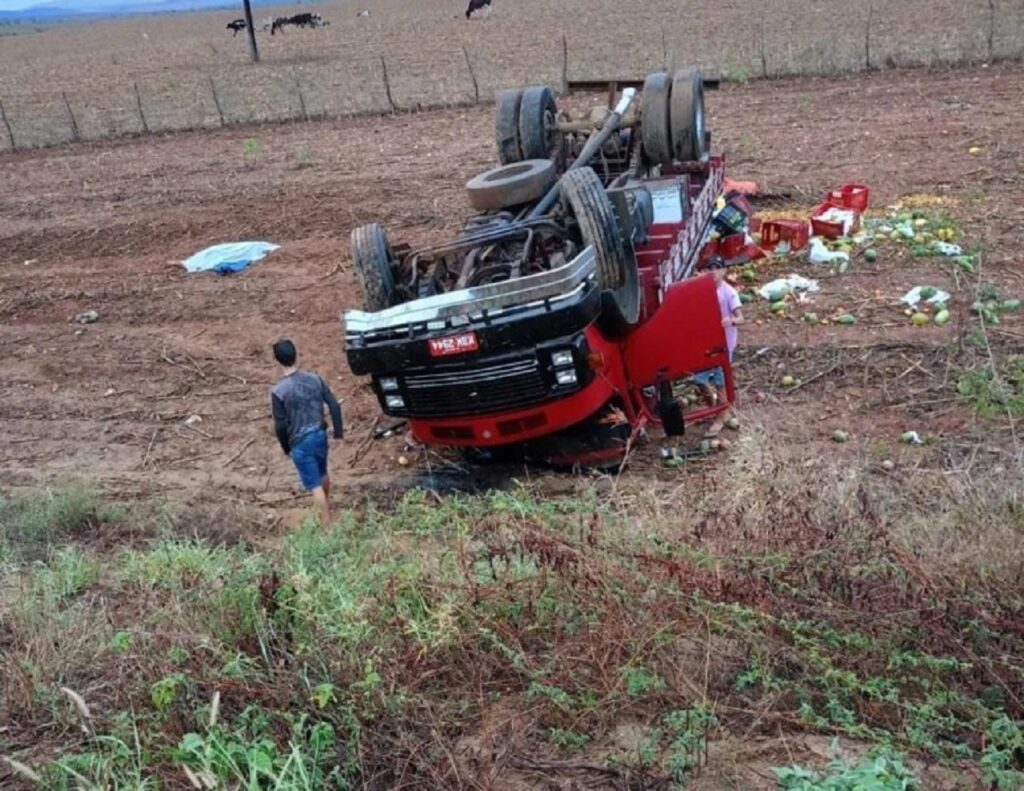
[428,332,479,357]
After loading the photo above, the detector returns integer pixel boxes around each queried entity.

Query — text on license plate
[428,332,479,357]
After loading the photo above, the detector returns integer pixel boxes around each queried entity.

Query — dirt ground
[1,62,1023,525]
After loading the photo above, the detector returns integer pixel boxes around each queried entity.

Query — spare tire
[518,85,559,162]
[560,167,640,330]
[641,71,672,166]
[350,224,396,311]
[465,159,556,211]
[495,88,524,165]
[670,67,706,162]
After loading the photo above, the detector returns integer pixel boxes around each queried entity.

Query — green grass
[2,463,1023,787]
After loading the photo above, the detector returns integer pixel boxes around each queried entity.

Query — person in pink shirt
[693,258,744,437]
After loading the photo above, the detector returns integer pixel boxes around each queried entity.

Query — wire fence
[0,0,1022,152]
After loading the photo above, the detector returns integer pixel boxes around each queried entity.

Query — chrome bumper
[343,247,597,338]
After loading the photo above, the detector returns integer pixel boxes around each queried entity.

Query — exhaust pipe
[527,87,638,219]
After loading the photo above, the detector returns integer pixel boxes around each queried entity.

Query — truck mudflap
[623,271,734,420]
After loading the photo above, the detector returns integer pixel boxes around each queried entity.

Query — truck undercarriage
[343,69,744,467]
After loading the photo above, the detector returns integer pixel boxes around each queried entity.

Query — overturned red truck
[343,69,756,466]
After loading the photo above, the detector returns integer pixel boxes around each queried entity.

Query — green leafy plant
[773,742,917,790]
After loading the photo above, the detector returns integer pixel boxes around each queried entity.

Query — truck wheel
[641,71,672,165]
[465,159,556,211]
[518,85,559,162]
[350,224,396,311]
[670,67,706,162]
[560,167,640,329]
[495,88,524,165]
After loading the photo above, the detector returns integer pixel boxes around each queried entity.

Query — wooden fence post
[462,44,480,104]
[133,81,149,134]
[380,56,396,112]
[760,21,769,78]
[208,77,225,127]
[0,97,14,151]
[865,5,874,70]
[561,35,568,95]
[62,91,80,142]
[987,0,995,61]
[293,70,309,121]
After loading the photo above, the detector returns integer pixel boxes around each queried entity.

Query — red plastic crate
[826,184,870,212]
[760,219,810,251]
[811,202,861,239]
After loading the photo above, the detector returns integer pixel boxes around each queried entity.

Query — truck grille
[402,356,551,418]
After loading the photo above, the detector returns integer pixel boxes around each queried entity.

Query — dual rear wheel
[642,66,706,165]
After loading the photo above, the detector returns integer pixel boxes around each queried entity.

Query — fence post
[61,91,80,142]
[987,0,995,61]
[0,97,15,151]
[380,56,396,112]
[293,70,309,121]
[462,44,480,104]
[865,5,874,70]
[760,21,769,78]
[208,77,225,127]
[561,35,568,95]
[133,81,149,134]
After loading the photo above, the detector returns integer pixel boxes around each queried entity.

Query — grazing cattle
[356,9,370,17]
[270,13,327,34]
[465,0,491,18]
[226,18,246,36]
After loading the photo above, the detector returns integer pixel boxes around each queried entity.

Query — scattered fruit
[919,286,938,300]
[832,430,849,443]
[803,312,818,323]
[781,374,795,387]
[911,312,930,326]
[881,460,895,471]
[1001,299,1021,312]
[969,146,982,155]
[398,455,409,466]
[863,248,878,263]
[725,416,740,430]
[771,300,787,314]
[934,308,951,325]
[835,313,857,325]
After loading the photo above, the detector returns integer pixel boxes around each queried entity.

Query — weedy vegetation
[2,433,1023,787]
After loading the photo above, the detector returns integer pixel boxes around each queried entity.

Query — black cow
[465,0,491,18]
[270,13,326,34]
[226,18,247,35]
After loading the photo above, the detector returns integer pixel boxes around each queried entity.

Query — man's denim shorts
[291,429,328,490]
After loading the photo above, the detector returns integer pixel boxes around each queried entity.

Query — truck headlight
[555,369,578,386]
[379,376,399,392]
[551,349,574,367]
[385,394,405,409]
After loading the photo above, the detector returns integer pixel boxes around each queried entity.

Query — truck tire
[641,71,672,165]
[670,67,706,162]
[560,167,640,329]
[518,85,558,162]
[495,88,524,165]
[465,159,556,211]
[350,224,396,311]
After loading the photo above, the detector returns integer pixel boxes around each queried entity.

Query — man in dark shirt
[270,339,344,527]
